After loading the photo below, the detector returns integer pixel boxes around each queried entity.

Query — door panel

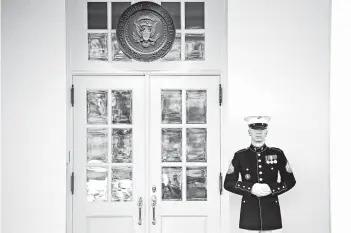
[73,76,146,233]
[72,75,221,233]
[149,75,221,233]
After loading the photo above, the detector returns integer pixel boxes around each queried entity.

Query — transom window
[87,0,206,62]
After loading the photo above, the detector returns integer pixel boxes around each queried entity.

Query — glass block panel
[186,167,207,201]
[88,2,108,29]
[111,33,131,61]
[161,33,181,61]
[186,90,207,124]
[111,2,132,30]
[185,34,205,60]
[161,2,181,29]
[162,167,182,201]
[88,33,108,61]
[87,90,108,124]
[185,2,205,29]
[186,128,207,162]
[111,166,133,202]
[162,128,182,162]
[112,128,133,163]
[161,90,182,124]
[87,128,108,164]
[87,167,108,202]
[112,90,132,124]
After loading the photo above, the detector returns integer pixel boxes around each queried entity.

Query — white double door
[73,75,221,233]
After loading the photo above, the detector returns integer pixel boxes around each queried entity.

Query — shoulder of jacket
[234,148,249,156]
[270,147,284,153]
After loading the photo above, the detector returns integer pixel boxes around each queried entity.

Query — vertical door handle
[137,197,143,225]
[151,195,157,225]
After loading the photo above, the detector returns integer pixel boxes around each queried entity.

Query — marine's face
[248,128,268,143]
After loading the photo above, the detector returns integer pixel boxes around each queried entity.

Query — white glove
[251,183,272,197]
[260,183,272,196]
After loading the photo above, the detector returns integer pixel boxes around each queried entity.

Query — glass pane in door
[185,2,205,29]
[185,34,205,61]
[87,2,108,29]
[162,128,182,162]
[161,2,181,29]
[88,33,108,61]
[162,167,182,201]
[186,128,207,162]
[111,166,133,202]
[186,90,207,124]
[87,128,108,164]
[161,90,182,124]
[111,33,131,61]
[87,166,108,202]
[112,90,132,124]
[112,128,133,163]
[186,167,207,201]
[87,90,108,124]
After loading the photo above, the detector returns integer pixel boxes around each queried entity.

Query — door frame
[65,71,230,233]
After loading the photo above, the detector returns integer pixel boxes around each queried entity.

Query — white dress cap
[244,116,271,129]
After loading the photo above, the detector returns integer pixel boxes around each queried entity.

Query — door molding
[65,72,229,233]
[71,70,224,77]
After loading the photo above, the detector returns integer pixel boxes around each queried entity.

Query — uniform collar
[249,144,267,153]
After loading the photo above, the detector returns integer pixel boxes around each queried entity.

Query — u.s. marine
[224,116,296,232]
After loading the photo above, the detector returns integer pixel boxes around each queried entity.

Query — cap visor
[250,126,267,130]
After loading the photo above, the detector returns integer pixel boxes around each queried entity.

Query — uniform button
[258,159,261,162]
[283,186,285,188]
[258,153,261,156]
[259,165,262,168]
[271,167,274,170]
[273,190,275,192]
[243,186,245,188]
[246,168,249,171]
[259,171,263,174]
[248,187,251,190]
[275,200,278,203]
[243,200,246,203]
[238,184,240,187]
[259,178,263,181]
[278,187,280,190]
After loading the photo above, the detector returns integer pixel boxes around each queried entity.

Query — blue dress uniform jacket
[224,144,296,231]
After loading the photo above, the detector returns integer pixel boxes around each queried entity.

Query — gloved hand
[251,183,272,197]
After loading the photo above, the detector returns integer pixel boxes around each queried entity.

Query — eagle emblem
[132,16,160,48]
[116,1,175,61]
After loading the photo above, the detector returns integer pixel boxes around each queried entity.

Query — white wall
[226,1,330,233]
[1,0,67,233]
[0,0,2,231]
[330,0,351,232]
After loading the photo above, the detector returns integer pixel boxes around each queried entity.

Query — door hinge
[219,172,223,195]
[219,84,223,106]
[71,172,75,195]
[70,84,74,107]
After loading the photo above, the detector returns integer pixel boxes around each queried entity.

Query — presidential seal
[116,1,175,62]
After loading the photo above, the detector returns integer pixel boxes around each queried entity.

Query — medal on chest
[265,155,278,164]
